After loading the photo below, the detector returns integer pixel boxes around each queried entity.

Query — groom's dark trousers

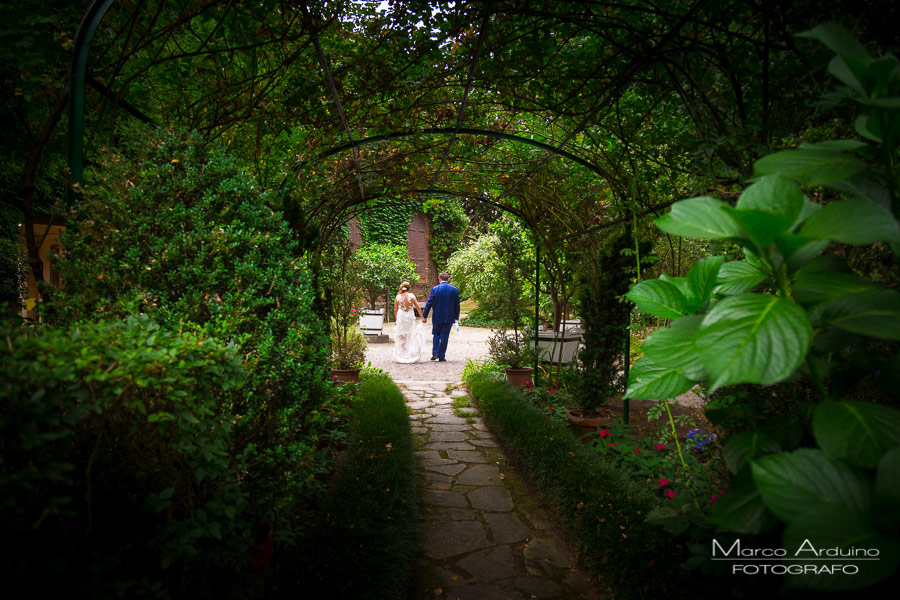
[422,281,461,360]
[432,322,453,360]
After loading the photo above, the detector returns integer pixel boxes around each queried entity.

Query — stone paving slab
[400,380,597,600]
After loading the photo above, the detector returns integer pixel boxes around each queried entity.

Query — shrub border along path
[290,372,419,600]
[400,378,596,599]
[466,372,692,600]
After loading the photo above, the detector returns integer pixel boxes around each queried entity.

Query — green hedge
[0,316,252,598]
[466,372,693,600]
[283,371,418,599]
[53,128,332,527]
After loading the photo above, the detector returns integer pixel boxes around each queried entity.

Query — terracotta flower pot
[567,409,611,438]
[505,367,534,388]
[330,367,361,383]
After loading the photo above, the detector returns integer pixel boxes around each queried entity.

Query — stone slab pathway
[397,379,597,600]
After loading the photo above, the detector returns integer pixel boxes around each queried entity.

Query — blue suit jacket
[422,282,460,325]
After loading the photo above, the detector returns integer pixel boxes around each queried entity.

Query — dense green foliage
[577,231,641,409]
[466,369,695,600]
[626,27,900,593]
[0,316,251,598]
[281,371,418,599]
[353,243,420,310]
[357,198,419,246]
[425,199,469,266]
[18,128,347,596]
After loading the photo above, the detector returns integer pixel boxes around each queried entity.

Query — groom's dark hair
[438,272,449,281]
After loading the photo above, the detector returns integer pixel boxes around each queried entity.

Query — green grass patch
[466,372,695,600]
[452,396,471,409]
[287,372,418,599]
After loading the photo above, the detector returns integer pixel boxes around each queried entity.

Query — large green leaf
[707,474,778,534]
[751,449,871,524]
[736,175,804,225]
[798,24,871,65]
[799,197,900,248]
[776,234,829,271]
[625,279,687,320]
[813,401,900,469]
[641,316,705,379]
[783,506,900,591]
[760,418,804,451]
[792,268,876,307]
[876,448,900,501]
[624,355,694,401]
[753,149,867,187]
[814,288,900,339]
[715,261,766,295]
[721,206,791,248]
[723,430,781,474]
[687,256,723,307]
[828,174,892,208]
[696,294,813,391]
[654,197,742,240]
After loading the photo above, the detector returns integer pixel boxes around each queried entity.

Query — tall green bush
[577,230,640,410]
[353,243,419,310]
[0,316,251,598]
[52,128,331,527]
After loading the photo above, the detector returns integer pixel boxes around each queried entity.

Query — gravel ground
[364,322,493,382]
[365,321,706,408]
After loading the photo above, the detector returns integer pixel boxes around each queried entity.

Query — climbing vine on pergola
[17,0,896,289]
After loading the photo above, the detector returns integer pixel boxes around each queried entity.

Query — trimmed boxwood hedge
[467,372,695,600]
[283,371,419,599]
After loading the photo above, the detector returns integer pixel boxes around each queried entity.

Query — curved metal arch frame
[67,0,633,401]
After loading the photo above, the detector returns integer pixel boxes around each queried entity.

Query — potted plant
[324,240,367,382]
[488,329,535,387]
[569,230,642,433]
[330,321,367,382]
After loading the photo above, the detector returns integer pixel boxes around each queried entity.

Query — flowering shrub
[518,382,574,427]
[686,428,718,453]
[588,421,727,510]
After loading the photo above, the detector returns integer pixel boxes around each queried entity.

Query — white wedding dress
[393,292,426,363]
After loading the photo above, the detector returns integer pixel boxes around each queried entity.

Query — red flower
[710,495,719,503]
[550,388,556,394]
[656,443,666,450]
[666,489,678,499]
[549,405,555,410]
[598,429,610,437]
[659,478,669,487]
[608,442,617,446]
[633,449,643,454]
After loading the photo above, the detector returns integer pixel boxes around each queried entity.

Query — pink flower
[598,429,610,437]
[710,495,719,503]
[656,443,666,450]
[633,449,643,454]
[666,489,678,499]
[659,478,669,487]
[608,442,617,446]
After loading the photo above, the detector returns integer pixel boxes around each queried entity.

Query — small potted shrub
[330,321,367,382]
[488,329,535,387]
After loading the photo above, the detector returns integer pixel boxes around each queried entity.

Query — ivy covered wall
[357,198,420,246]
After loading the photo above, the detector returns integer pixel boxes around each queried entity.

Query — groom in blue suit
[421,272,461,362]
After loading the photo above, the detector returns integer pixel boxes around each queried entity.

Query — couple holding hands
[393,272,460,364]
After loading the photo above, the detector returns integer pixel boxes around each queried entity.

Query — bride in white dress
[393,281,426,363]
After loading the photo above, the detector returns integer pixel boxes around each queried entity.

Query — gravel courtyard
[364,322,494,382]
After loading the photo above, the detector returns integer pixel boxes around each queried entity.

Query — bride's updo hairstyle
[398,281,411,294]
